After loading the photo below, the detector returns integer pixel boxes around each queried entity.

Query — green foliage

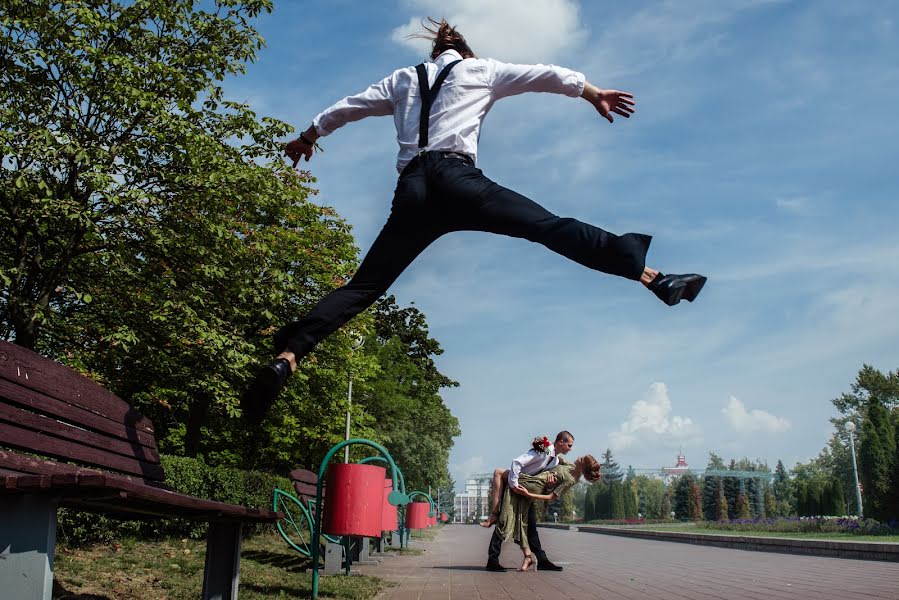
[688,481,703,522]
[660,491,671,519]
[0,2,461,484]
[716,483,728,521]
[635,476,665,519]
[859,396,897,520]
[735,493,751,519]
[600,448,622,483]
[623,478,639,520]
[57,454,291,546]
[832,364,899,415]
[609,481,625,519]
[695,517,896,536]
[353,296,460,492]
[671,474,697,520]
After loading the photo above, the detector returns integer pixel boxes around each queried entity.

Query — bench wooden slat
[293,481,317,498]
[0,421,165,480]
[0,378,157,449]
[289,468,318,484]
[0,448,110,477]
[0,341,154,434]
[0,401,160,464]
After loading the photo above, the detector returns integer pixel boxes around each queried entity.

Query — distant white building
[452,474,490,523]
[661,453,692,484]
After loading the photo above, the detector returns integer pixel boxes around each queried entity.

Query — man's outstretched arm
[581,82,635,123]
[284,74,395,167]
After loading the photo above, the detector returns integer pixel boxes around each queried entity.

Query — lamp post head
[846,421,856,433]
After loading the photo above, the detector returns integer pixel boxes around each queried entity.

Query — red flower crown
[531,435,552,454]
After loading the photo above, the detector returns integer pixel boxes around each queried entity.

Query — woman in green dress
[494,454,601,571]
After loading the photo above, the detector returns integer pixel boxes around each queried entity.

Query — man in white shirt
[241,19,707,423]
[485,431,574,572]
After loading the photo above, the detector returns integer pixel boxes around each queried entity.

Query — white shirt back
[313,49,585,172]
[508,447,559,489]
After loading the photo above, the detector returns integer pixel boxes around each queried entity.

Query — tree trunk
[184,394,211,458]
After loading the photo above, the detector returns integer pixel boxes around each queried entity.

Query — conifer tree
[735,493,751,519]
[716,482,729,521]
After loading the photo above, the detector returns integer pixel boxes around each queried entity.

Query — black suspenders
[415,60,462,150]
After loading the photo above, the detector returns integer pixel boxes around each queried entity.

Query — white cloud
[450,454,487,485]
[722,396,791,434]
[609,383,701,450]
[391,0,587,63]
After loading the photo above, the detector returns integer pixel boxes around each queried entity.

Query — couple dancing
[482,431,601,572]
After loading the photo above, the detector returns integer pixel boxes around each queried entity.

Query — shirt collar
[434,49,463,66]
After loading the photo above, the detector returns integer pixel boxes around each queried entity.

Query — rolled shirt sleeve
[486,58,586,100]
[508,451,539,489]
[312,75,396,136]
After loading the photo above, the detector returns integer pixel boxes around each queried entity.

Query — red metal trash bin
[321,463,386,538]
[381,479,398,532]
[405,501,430,529]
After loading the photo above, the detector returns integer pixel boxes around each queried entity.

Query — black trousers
[275,151,651,358]
[487,500,546,563]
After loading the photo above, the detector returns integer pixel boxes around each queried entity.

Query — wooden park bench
[0,340,282,600]
[284,467,350,573]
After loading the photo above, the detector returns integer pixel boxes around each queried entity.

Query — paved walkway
[358,525,899,600]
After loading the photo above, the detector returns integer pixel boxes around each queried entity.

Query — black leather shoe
[648,273,707,306]
[485,561,508,572]
[537,559,563,571]
[240,358,292,424]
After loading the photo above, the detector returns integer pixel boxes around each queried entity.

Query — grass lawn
[615,523,899,543]
[52,529,386,600]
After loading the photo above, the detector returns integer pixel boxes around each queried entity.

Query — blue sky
[223,0,899,487]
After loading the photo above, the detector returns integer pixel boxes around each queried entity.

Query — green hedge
[57,455,292,546]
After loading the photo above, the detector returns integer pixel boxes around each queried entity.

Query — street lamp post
[846,421,863,519]
[344,335,365,463]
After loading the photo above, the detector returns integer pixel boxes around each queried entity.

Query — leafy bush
[695,516,898,536]
[57,455,292,546]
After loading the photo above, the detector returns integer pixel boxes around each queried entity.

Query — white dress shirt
[508,447,559,489]
[312,49,586,172]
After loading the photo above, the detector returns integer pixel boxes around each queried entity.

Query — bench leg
[202,521,242,600]
[322,539,342,575]
[0,495,58,600]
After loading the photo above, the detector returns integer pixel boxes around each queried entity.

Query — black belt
[438,151,474,166]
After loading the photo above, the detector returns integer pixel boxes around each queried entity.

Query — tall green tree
[688,481,703,522]
[702,452,726,520]
[600,448,622,483]
[832,364,899,415]
[609,481,626,519]
[635,476,664,519]
[715,482,728,521]
[772,459,793,516]
[0,0,382,469]
[859,396,896,520]
[1,0,277,348]
[354,296,460,492]
[660,491,671,520]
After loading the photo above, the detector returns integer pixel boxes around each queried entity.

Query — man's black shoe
[648,273,707,306]
[537,559,563,571]
[240,358,291,424]
[485,561,508,572]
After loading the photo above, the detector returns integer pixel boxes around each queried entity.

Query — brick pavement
[357,525,899,600]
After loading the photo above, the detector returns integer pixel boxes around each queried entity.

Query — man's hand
[545,473,557,487]
[581,82,635,124]
[512,484,529,496]
[284,127,320,168]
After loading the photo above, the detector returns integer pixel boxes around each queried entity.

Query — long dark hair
[410,17,476,59]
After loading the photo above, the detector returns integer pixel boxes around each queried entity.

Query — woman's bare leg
[518,548,534,572]
[480,468,508,528]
